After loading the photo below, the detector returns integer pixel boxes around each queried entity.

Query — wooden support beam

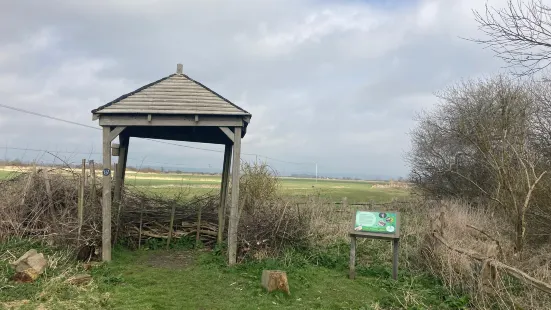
[113,134,129,246]
[218,144,232,244]
[219,127,234,143]
[108,126,126,142]
[392,239,399,280]
[113,135,129,204]
[349,235,356,279]
[78,159,86,241]
[120,136,130,182]
[102,127,113,262]
[98,114,244,127]
[90,160,96,203]
[228,127,242,265]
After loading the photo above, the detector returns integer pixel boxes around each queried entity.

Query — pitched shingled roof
[92,68,250,117]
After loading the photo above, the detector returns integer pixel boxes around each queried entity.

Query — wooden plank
[138,209,143,250]
[196,205,202,247]
[42,169,54,222]
[78,159,85,241]
[115,135,130,229]
[111,102,241,107]
[392,238,399,280]
[113,135,129,204]
[349,231,398,241]
[98,114,244,127]
[349,235,356,279]
[228,126,242,265]
[108,126,126,143]
[120,136,130,182]
[90,160,96,203]
[115,98,230,104]
[218,144,232,245]
[102,127,112,262]
[167,204,176,249]
[219,127,234,142]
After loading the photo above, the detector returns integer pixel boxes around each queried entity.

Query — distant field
[124,171,409,202]
[0,168,410,203]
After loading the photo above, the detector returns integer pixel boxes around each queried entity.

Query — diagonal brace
[108,126,127,142]
[219,127,234,143]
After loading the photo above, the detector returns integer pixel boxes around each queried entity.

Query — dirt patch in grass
[144,250,195,269]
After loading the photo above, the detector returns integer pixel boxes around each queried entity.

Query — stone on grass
[261,270,290,295]
[10,249,48,283]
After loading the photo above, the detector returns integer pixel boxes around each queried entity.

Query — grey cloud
[0,0,507,178]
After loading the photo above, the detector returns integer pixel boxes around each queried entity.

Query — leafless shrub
[470,0,551,76]
[408,75,551,252]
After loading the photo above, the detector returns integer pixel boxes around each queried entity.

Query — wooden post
[196,205,202,247]
[392,238,399,280]
[167,204,176,249]
[78,159,86,240]
[90,160,96,203]
[342,197,348,211]
[218,144,232,244]
[114,135,129,204]
[102,127,113,262]
[228,126,242,265]
[349,235,356,279]
[113,134,129,245]
[43,169,54,222]
[138,209,143,250]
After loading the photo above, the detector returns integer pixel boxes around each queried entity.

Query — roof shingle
[92,72,250,117]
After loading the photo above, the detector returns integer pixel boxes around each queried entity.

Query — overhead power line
[0,103,315,166]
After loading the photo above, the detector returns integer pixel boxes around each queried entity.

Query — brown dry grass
[409,200,551,310]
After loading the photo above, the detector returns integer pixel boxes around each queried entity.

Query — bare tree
[470,0,551,76]
[408,75,549,253]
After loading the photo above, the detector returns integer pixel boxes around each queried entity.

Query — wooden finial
[176,63,183,74]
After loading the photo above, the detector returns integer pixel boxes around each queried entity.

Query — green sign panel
[354,211,397,234]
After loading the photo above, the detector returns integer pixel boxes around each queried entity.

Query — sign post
[349,210,400,280]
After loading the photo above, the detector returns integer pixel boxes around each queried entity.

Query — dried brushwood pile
[0,168,102,248]
[117,192,220,248]
[0,168,221,253]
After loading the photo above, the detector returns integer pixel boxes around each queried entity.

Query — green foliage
[239,161,280,213]
[0,236,470,310]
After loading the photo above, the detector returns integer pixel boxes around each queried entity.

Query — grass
[123,172,410,202]
[0,238,469,309]
[0,170,17,180]
[0,168,410,203]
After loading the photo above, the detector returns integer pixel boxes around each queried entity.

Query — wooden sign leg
[392,238,399,280]
[349,235,356,279]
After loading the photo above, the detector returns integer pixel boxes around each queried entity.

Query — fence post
[138,208,144,250]
[90,160,96,203]
[196,205,202,247]
[78,159,85,241]
[167,204,176,249]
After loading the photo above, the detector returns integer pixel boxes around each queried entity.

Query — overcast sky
[0,0,507,178]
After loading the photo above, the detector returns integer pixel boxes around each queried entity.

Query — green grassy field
[0,170,16,179]
[0,239,466,310]
[124,172,410,202]
[0,168,409,202]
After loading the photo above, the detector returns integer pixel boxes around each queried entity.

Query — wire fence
[0,103,319,177]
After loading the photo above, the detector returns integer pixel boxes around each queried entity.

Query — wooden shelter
[92,64,251,264]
